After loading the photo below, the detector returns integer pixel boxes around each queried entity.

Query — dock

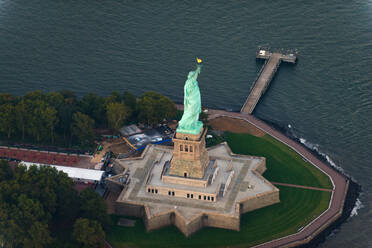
[240,48,297,114]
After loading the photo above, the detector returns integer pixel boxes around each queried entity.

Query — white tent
[21,161,104,182]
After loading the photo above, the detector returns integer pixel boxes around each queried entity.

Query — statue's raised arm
[193,63,202,80]
[176,58,204,135]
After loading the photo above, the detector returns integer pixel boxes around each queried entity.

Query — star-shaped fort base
[107,143,279,236]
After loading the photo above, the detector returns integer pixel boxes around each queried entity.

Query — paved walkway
[271,182,333,192]
[204,109,348,248]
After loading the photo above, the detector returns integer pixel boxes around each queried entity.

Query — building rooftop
[21,161,104,181]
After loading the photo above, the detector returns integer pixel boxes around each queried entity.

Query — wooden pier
[240,48,297,114]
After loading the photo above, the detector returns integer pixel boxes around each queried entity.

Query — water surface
[0,1,371,246]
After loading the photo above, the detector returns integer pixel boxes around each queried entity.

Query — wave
[298,137,346,174]
[350,197,363,218]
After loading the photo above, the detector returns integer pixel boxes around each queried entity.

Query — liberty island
[104,55,353,248]
[0,1,366,246]
[0,53,355,247]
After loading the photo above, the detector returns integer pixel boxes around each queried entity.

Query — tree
[199,111,208,125]
[43,106,58,144]
[137,91,176,126]
[104,91,121,105]
[15,100,28,140]
[106,102,129,131]
[26,100,49,142]
[0,162,77,246]
[59,90,77,102]
[122,91,137,112]
[72,218,105,248]
[23,221,53,248]
[0,93,15,105]
[58,90,79,143]
[0,193,52,248]
[157,96,177,120]
[80,93,106,127]
[0,160,12,181]
[0,161,109,247]
[47,92,64,110]
[79,188,111,231]
[24,90,47,102]
[71,112,95,147]
[0,103,16,138]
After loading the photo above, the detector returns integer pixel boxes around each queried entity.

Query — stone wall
[240,189,280,213]
[255,158,267,174]
[145,184,217,202]
[173,212,192,236]
[205,212,240,231]
[114,200,241,237]
[170,128,209,178]
[162,175,208,188]
[154,211,240,236]
[115,201,144,218]
[145,211,172,231]
[105,179,124,195]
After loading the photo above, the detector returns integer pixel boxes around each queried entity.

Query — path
[271,182,333,192]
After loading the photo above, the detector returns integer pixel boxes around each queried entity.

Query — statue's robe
[177,66,203,134]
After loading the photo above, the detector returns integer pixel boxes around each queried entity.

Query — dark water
[0,0,371,246]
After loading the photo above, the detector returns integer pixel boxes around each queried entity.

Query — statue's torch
[196,57,202,74]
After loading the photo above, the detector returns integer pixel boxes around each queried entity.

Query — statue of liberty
[177,58,204,135]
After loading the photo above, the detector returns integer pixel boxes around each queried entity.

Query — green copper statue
[177,58,204,135]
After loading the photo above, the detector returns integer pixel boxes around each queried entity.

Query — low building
[21,161,104,184]
[119,124,142,137]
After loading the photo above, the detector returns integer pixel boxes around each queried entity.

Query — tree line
[0,90,176,149]
[0,160,110,248]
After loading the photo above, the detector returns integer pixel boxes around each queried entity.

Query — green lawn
[107,132,333,248]
[226,133,332,189]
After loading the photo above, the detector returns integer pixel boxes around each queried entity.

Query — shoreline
[255,117,361,247]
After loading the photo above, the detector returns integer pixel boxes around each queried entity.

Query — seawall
[204,109,360,247]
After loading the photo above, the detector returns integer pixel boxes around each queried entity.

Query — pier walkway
[241,49,297,114]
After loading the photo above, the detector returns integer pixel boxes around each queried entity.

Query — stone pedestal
[169,128,209,179]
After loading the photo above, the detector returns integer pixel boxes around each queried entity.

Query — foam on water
[350,198,363,218]
[298,137,346,174]
[296,133,363,220]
